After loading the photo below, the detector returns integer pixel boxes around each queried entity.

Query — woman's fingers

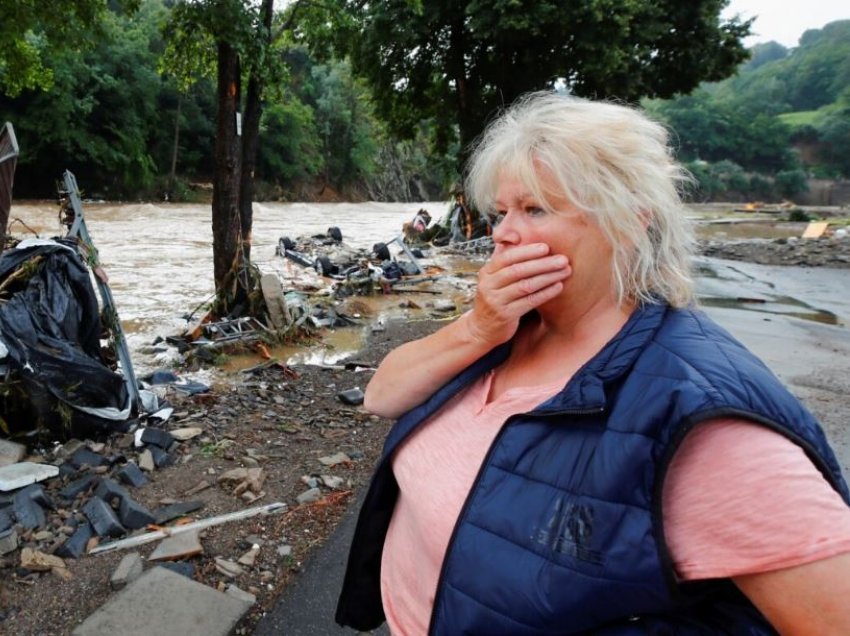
[467,245,571,345]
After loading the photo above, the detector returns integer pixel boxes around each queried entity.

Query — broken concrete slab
[225,584,256,605]
[59,474,98,501]
[68,447,109,470]
[148,445,172,468]
[115,462,148,488]
[13,486,48,529]
[72,566,252,636]
[140,427,175,449]
[118,497,155,530]
[0,528,18,555]
[94,478,130,506]
[154,500,204,525]
[0,461,59,491]
[83,497,125,538]
[159,561,195,579]
[56,522,94,559]
[0,508,11,532]
[149,528,203,562]
[0,438,26,467]
[110,552,143,590]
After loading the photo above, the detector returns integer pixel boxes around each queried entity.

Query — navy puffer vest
[336,303,849,634]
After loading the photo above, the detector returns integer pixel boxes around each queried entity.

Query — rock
[318,452,350,467]
[337,387,364,406]
[0,439,26,467]
[149,529,203,561]
[110,552,144,590]
[277,544,292,558]
[214,557,244,578]
[320,475,345,489]
[237,546,259,567]
[138,449,155,472]
[20,547,65,571]
[169,427,203,441]
[296,487,322,504]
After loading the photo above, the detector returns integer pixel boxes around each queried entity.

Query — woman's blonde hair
[465,91,695,307]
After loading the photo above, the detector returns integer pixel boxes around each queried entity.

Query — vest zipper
[426,404,605,634]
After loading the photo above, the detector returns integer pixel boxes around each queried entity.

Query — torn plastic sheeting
[0,239,130,435]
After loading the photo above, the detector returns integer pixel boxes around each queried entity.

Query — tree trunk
[168,92,182,199]
[211,41,242,296]
[238,0,274,263]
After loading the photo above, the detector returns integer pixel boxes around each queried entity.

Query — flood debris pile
[698,232,850,268]
[275,225,442,299]
[0,238,131,440]
[0,417,209,562]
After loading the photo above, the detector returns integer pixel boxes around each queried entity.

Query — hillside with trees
[644,19,850,202]
[5,1,847,207]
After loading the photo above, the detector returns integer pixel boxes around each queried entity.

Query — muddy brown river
[7,200,848,375]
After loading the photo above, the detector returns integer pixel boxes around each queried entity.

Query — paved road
[256,259,850,635]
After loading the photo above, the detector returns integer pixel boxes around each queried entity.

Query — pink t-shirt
[381,373,850,635]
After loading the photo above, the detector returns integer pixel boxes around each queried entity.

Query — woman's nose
[492,211,519,245]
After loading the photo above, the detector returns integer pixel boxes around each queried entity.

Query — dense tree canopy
[0,0,139,96]
[336,0,752,156]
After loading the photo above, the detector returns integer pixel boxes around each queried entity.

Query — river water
[8,199,456,372]
[7,200,849,376]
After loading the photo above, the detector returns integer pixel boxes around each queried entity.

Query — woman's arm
[734,552,850,635]
[363,243,570,418]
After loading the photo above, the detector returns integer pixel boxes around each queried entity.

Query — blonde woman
[337,92,850,635]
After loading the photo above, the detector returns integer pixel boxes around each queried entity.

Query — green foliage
[257,98,323,183]
[775,169,809,199]
[0,0,140,96]
[333,0,752,156]
[648,20,850,180]
[683,159,799,202]
[787,208,812,222]
[0,1,167,197]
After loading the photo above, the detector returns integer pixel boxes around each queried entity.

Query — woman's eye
[526,206,546,217]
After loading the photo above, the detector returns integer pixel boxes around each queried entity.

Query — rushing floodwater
[7,200,848,376]
[8,199,454,369]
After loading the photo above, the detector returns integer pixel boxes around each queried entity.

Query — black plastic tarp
[0,238,130,436]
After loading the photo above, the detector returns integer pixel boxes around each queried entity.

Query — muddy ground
[0,317,447,636]
[1,232,849,635]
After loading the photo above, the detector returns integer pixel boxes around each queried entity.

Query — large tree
[337,0,752,161]
[164,0,276,310]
